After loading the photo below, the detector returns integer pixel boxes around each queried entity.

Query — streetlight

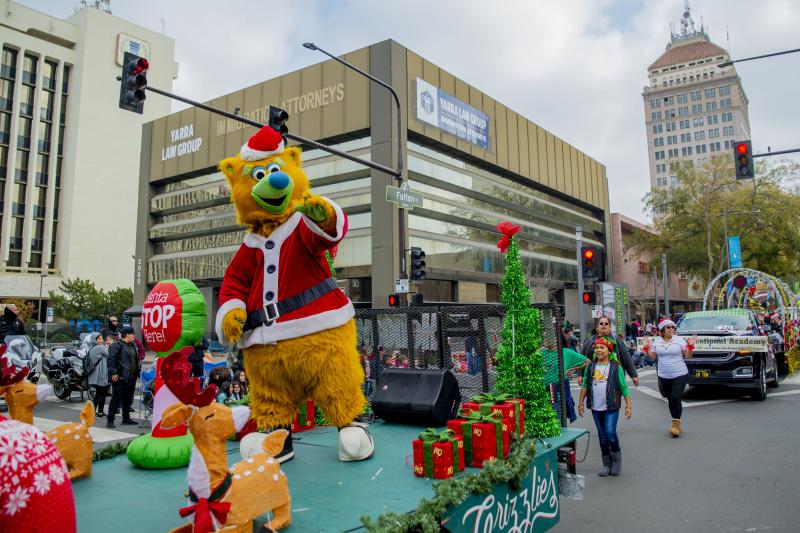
[722,208,761,270]
[39,273,48,344]
[302,42,409,289]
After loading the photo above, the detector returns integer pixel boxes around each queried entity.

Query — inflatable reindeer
[0,354,94,480]
[160,347,291,532]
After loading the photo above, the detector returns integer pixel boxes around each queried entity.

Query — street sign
[395,279,410,294]
[386,182,423,210]
[728,236,743,268]
[46,307,54,323]
[591,306,602,318]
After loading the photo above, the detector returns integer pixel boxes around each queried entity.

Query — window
[705,88,716,98]
[723,125,735,136]
[706,101,717,112]
[691,103,703,114]
[693,117,705,127]
[708,128,720,138]
[40,91,54,121]
[652,123,663,134]
[664,96,674,105]
[721,111,733,122]
[1,47,17,80]
[43,60,57,91]
[694,131,705,141]
[677,93,688,103]
[668,148,679,158]
[720,98,732,109]
[707,114,718,125]
[691,90,702,101]
[16,117,31,149]
[680,119,690,129]
[0,79,13,111]
[696,144,707,154]
[667,136,674,145]
[653,137,662,147]
[62,65,70,94]
[19,85,34,116]
[680,133,691,143]
[22,54,37,85]
[656,176,668,187]
[650,99,661,109]
[14,149,28,181]
[0,112,10,144]
[719,85,731,96]
[724,140,730,150]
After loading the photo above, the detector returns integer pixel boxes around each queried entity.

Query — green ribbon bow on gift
[297,400,312,426]
[418,428,459,478]
[457,409,504,464]
[470,393,522,437]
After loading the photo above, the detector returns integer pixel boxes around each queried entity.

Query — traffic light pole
[575,226,586,342]
[144,85,401,182]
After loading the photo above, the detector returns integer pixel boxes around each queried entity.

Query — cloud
[21,0,800,222]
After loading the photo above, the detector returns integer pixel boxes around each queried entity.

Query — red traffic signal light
[580,246,603,281]
[583,249,594,260]
[733,140,754,179]
[388,293,400,307]
[118,52,149,114]
[582,291,596,304]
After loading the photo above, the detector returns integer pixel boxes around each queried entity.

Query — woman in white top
[642,319,697,437]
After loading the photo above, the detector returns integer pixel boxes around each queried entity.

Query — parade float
[702,268,800,374]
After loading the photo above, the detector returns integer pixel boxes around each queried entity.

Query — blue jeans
[591,409,621,455]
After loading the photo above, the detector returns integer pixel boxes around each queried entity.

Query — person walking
[86,332,110,418]
[580,316,640,387]
[578,336,632,476]
[641,319,697,437]
[106,326,141,428]
[188,338,208,379]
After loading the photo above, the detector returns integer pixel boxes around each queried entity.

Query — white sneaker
[338,422,374,462]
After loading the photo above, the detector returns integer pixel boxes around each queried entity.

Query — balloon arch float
[702,268,800,350]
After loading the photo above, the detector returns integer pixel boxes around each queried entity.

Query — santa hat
[658,318,676,330]
[240,125,285,161]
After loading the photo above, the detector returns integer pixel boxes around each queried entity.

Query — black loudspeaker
[372,368,461,426]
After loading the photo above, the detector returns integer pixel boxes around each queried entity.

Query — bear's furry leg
[312,321,367,428]
[243,351,298,430]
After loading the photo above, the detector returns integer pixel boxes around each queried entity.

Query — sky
[21,0,800,221]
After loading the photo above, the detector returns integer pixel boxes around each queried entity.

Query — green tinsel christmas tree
[493,222,561,438]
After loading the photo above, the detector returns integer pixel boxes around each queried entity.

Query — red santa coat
[215,198,354,348]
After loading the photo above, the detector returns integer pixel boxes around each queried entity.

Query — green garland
[493,234,561,438]
[359,435,550,532]
[93,440,130,462]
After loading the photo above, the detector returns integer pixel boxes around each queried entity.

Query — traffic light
[118,52,149,114]
[582,291,596,304]
[268,106,289,138]
[733,141,754,179]
[580,246,604,281]
[410,247,426,280]
[387,293,400,308]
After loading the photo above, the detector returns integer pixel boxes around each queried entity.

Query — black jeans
[658,374,689,419]
[93,385,110,414]
[108,379,137,423]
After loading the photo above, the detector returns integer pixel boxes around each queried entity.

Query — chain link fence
[356,303,568,426]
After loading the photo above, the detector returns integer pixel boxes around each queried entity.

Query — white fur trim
[36,384,53,402]
[188,446,211,499]
[215,299,246,342]
[242,213,302,250]
[658,319,676,330]
[238,302,355,348]
[240,139,285,162]
[300,197,345,242]
[231,406,251,433]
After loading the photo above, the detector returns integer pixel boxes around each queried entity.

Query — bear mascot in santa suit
[216,121,373,463]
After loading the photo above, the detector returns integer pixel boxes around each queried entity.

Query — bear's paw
[223,308,248,343]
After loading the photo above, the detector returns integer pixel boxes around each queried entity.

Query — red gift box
[291,399,315,433]
[412,428,464,479]
[447,411,509,467]
[463,393,525,438]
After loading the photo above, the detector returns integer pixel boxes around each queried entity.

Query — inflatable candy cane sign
[127,279,206,469]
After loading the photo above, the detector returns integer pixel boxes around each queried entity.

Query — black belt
[244,277,338,331]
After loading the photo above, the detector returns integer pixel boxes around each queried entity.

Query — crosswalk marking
[33,417,142,443]
[767,390,800,397]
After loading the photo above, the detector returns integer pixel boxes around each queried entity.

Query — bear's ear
[283,146,302,167]
[219,157,242,184]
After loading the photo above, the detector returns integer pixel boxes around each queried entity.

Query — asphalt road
[560,368,800,533]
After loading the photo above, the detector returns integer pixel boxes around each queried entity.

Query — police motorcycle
[3,335,43,383]
[42,333,92,400]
